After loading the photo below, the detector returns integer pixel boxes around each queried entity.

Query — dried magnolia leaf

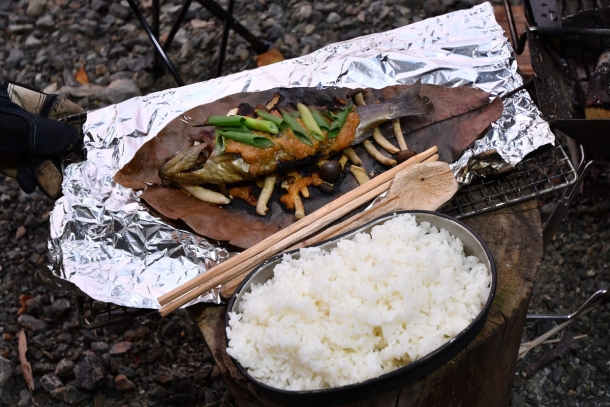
[116,84,501,248]
[257,48,285,67]
[75,65,89,85]
[19,330,34,392]
[17,294,31,316]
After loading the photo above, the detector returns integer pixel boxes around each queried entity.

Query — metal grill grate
[441,144,577,219]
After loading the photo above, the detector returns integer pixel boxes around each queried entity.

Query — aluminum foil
[48,2,554,308]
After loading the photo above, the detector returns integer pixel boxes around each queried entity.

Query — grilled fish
[159,80,433,186]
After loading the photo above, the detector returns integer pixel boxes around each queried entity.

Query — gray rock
[56,84,105,98]
[81,19,99,37]
[49,386,67,401]
[108,3,131,20]
[63,384,86,405]
[552,365,564,384]
[114,374,135,391]
[171,369,192,392]
[74,353,105,391]
[55,359,75,378]
[108,341,132,355]
[133,70,154,89]
[40,373,63,393]
[35,15,55,31]
[148,383,167,398]
[423,0,447,16]
[90,341,109,353]
[6,48,24,67]
[51,298,71,317]
[118,365,135,379]
[91,0,109,13]
[97,78,141,103]
[26,0,46,16]
[0,357,14,385]
[180,40,194,59]
[18,314,48,332]
[326,12,341,23]
[17,389,30,407]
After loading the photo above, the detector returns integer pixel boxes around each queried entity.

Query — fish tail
[390,79,435,117]
[353,79,434,143]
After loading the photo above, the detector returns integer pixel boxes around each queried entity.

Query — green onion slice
[255,109,284,127]
[279,107,313,146]
[297,103,324,141]
[309,107,330,131]
[218,130,275,148]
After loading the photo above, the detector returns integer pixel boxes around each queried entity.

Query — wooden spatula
[218,161,458,297]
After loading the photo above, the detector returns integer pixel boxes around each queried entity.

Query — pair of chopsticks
[158,146,439,316]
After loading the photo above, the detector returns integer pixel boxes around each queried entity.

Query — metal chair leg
[125,0,186,86]
[196,0,272,55]
[216,0,235,77]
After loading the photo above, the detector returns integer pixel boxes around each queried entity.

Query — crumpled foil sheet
[48,3,554,308]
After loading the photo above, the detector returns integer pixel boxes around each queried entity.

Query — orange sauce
[223,113,360,178]
[228,186,258,207]
[279,173,323,210]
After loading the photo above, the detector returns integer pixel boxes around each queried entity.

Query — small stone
[109,341,132,355]
[552,365,564,384]
[74,353,105,391]
[423,0,447,16]
[304,24,316,35]
[18,314,48,332]
[50,386,67,401]
[97,79,141,104]
[118,365,135,379]
[108,2,131,20]
[63,384,86,405]
[161,320,183,339]
[27,0,47,16]
[15,226,26,239]
[40,373,63,393]
[7,49,25,67]
[95,64,108,76]
[154,373,172,385]
[326,12,341,23]
[51,298,71,316]
[294,3,312,20]
[180,41,194,59]
[114,374,135,391]
[148,383,167,398]
[90,342,109,353]
[171,369,192,392]
[35,15,55,30]
[55,359,75,378]
[0,356,13,382]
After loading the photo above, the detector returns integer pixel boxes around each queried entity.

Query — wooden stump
[188,200,543,407]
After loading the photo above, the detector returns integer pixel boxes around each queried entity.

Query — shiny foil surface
[48,3,554,308]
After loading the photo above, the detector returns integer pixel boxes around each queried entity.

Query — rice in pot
[226,214,491,390]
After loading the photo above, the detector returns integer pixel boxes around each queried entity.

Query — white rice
[226,214,490,391]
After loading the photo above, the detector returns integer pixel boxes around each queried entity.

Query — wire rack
[62,106,577,328]
[441,143,577,219]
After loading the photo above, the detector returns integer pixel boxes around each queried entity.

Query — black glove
[0,80,85,199]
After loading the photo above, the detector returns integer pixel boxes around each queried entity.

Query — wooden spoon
[219,161,458,297]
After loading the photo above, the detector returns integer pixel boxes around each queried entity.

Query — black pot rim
[225,210,497,406]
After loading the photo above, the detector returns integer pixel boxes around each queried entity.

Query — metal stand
[124,0,273,86]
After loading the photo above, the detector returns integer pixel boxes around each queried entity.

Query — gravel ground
[1,0,609,406]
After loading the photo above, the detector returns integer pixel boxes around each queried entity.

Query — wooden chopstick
[158,145,438,316]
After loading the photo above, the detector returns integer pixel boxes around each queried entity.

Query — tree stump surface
[188,200,542,407]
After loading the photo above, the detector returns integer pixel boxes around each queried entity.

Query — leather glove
[0,80,85,199]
